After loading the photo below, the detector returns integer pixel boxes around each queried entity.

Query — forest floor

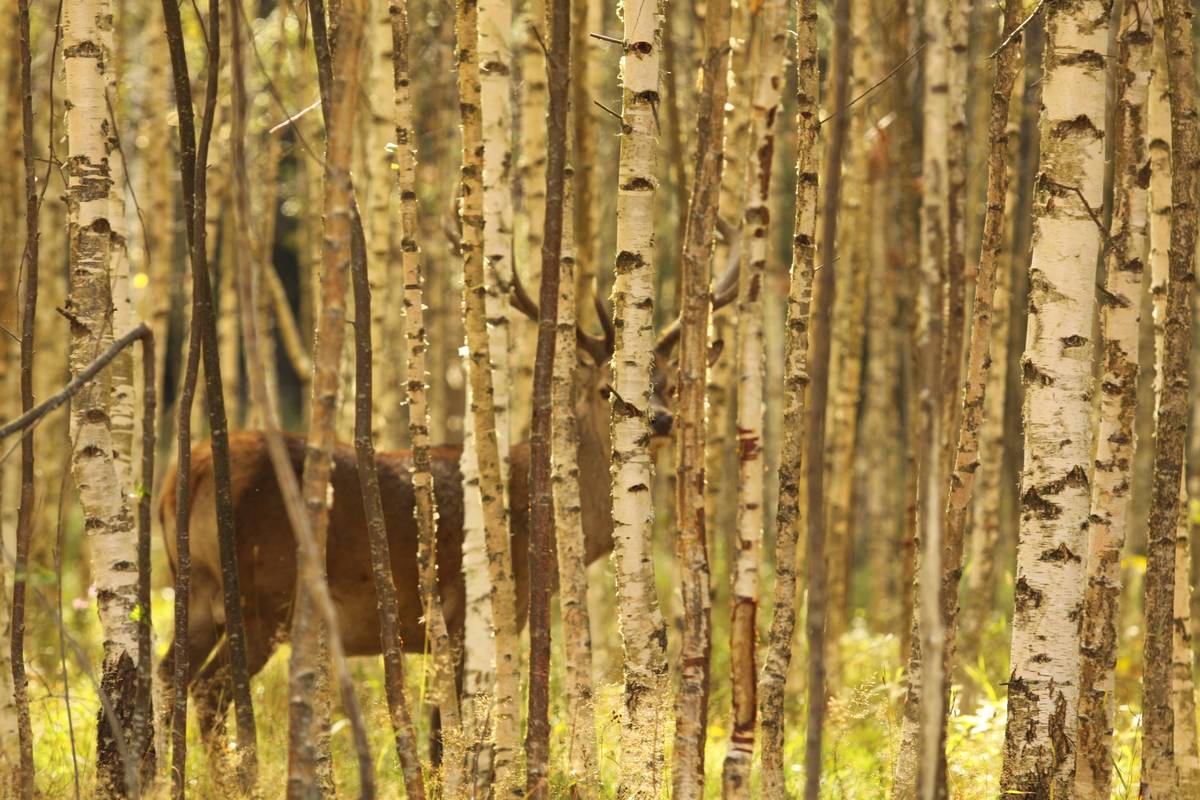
[28,557,1150,799]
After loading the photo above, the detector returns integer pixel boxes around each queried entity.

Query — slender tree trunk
[9,2,37,794]
[824,0,872,671]
[524,0,569,790]
[290,0,368,794]
[1074,3,1151,796]
[671,2,730,794]
[722,0,786,793]
[756,7,818,794]
[387,1,464,793]
[803,0,848,796]
[913,0,950,795]
[64,2,142,793]
[939,0,967,477]
[927,0,1024,789]
[551,121,598,797]
[480,0,515,455]
[608,0,671,793]
[999,1,1109,796]
[456,0,523,789]
[1143,1,1199,794]
[893,0,951,790]
[570,0,596,311]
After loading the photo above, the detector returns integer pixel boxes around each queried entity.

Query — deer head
[510,218,739,449]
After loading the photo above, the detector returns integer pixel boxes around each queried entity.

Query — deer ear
[707,338,725,367]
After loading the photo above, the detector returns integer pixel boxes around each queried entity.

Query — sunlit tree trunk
[551,110,598,798]
[671,1,730,794]
[384,2,465,793]
[456,0,523,789]
[608,0,670,793]
[289,1,367,793]
[893,0,950,791]
[1143,1,1199,793]
[722,1,786,793]
[825,0,871,671]
[801,0,848,794]
[1074,4,1151,795]
[999,1,1108,796]
[64,0,141,793]
[480,0,515,453]
[925,0,1023,788]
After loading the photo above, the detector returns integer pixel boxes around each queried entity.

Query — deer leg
[192,631,277,747]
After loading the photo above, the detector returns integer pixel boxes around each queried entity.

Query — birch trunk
[551,113,599,798]
[722,1,786,792]
[367,0,404,449]
[1143,2,1199,791]
[64,1,140,792]
[927,0,1024,785]
[1074,3,1151,795]
[999,1,1108,796]
[513,0,545,439]
[825,0,872,668]
[480,0,515,458]
[802,0,849,794]
[289,0,367,792]
[893,0,951,790]
[671,1,731,794]
[608,0,670,793]
[755,5,818,796]
[457,0,523,789]
[1173,472,1200,794]
[386,2,465,793]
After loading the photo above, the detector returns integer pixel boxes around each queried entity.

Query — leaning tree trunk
[671,2,731,795]
[722,0,787,794]
[1073,3,1151,797]
[64,0,140,793]
[456,0,523,789]
[1143,0,1199,794]
[608,0,671,794]
[388,0,464,794]
[999,0,1109,796]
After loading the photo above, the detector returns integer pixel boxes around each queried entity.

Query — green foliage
[30,592,1160,798]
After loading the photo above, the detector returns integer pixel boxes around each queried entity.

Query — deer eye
[599,386,612,400]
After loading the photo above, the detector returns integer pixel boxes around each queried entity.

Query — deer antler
[654,216,741,358]
[510,261,614,366]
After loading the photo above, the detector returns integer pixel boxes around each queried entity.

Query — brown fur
[158,418,616,737]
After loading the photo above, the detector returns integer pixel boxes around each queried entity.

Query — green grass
[30,583,1153,798]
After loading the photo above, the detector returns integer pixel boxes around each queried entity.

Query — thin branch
[819,43,925,126]
[0,325,152,441]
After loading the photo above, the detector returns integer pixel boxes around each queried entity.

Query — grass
[29,564,1155,798]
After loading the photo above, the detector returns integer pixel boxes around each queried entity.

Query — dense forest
[1,0,1199,797]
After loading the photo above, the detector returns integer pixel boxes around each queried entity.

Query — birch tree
[999,1,1109,795]
[722,0,786,792]
[389,1,465,792]
[290,0,367,792]
[893,0,951,789]
[64,0,141,792]
[456,0,523,789]
[755,3,817,796]
[1142,0,1199,793]
[1073,4,1150,795]
[608,0,670,793]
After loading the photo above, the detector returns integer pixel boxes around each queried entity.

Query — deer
[157,242,739,746]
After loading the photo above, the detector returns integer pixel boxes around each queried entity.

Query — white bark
[608,0,669,795]
[999,2,1109,796]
